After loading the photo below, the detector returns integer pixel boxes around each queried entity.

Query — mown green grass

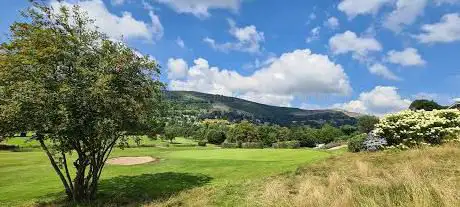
[0,138,333,206]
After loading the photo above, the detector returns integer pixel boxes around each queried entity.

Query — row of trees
[163,115,379,148]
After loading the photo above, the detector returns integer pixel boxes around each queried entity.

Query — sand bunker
[106,156,157,166]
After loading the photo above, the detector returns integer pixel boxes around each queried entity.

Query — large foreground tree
[0,1,164,202]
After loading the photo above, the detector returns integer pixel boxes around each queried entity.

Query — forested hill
[165,91,360,127]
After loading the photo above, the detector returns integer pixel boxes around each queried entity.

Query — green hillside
[165,91,358,127]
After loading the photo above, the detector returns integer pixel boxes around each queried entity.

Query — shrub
[205,129,226,145]
[198,141,207,147]
[221,142,240,148]
[348,134,367,152]
[0,144,19,151]
[241,142,264,149]
[272,141,300,149]
[374,109,460,147]
[357,115,380,133]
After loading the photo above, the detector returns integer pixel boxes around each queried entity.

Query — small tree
[0,2,164,202]
[357,115,380,134]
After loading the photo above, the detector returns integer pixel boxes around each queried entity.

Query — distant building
[448,102,460,110]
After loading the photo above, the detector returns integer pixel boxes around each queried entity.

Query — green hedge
[221,142,240,148]
[197,141,207,147]
[241,142,264,149]
[272,141,300,149]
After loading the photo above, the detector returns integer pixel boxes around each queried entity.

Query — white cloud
[338,0,393,18]
[204,19,264,54]
[387,48,426,66]
[155,0,241,18]
[176,37,185,48]
[412,92,439,100]
[169,49,352,106]
[51,0,163,41]
[435,0,460,5]
[453,97,460,102]
[239,92,294,107]
[167,58,188,79]
[325,17,340,29]
[369,64,401,80]
[111,0,126,6]
[383,0,427,32]
[329,31,382,59]
[306,27,320,43]
[334,86,411,115]
[415,13,460,43]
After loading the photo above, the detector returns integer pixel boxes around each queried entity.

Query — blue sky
[1,0,460,115]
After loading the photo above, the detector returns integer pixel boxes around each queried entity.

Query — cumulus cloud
[369,64,401,80]
[167,58,188,79]
[383,0,427,32]
[334,86,411,116]
[204,19,264,54]
[415,13,460,43]
[329,31,382,60]
[154,0,241,18]
[51,0,163,41]
[386,48,426,66]
[325,17,340,29]
[338,0,393,18]
[169,49,352,106]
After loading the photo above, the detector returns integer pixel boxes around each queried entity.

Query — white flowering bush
[373,109,460,148]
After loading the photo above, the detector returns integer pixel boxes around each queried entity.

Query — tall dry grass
[251,144,460,207]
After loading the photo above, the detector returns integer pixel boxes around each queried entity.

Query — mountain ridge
[165,90,360,127]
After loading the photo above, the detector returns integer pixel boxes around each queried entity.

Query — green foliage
[205,129,226,145]
[0,2,164,202]
[272,141,301,149]
[290,127,318,147]
[316,124,344,144]
[357,115,380,133]
[227,121,259,143]
[348,134,367,152]
[409,99,445,111]
[340,125,358,136]
[221,142,240,148]
[241,142,264,149]
[197,140,207,147]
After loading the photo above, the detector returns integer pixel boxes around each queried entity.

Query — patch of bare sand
[106,156,157,166]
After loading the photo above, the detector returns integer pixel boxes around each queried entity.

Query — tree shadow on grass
[35,172,212,207]
[97,172,212,206]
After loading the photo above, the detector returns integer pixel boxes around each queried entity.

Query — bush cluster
[272,141,301,149]
[241,142,264,149]
[373,109,460,148]
[348,134,367,152]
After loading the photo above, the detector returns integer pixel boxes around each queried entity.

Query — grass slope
[0,143,332,206]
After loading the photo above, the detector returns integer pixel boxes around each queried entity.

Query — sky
[1,0,460,115]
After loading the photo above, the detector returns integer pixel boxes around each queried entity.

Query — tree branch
[39,138,73,198]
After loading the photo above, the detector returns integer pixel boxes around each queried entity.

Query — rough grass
[249,143,460,207]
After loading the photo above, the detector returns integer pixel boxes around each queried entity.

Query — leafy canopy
[0,1,164,202]
[409,99,445,111]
